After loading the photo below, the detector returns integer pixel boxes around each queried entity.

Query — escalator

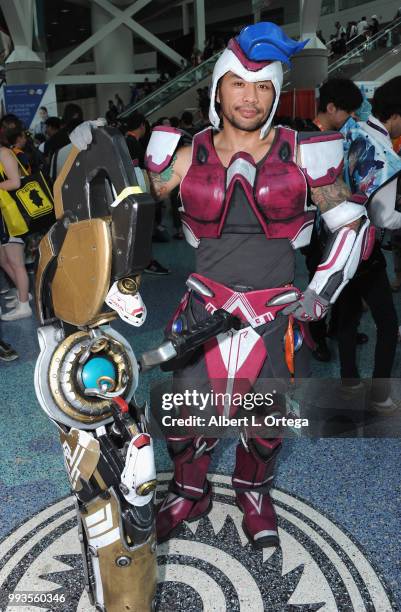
[282,16,401,90]
[323,16,401,82]
[119,51,222,121]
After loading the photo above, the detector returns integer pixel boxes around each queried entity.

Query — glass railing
[119,51,223,119]
[284,16,401,89]
[327,16,401,78]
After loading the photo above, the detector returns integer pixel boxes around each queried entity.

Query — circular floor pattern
[0,473,397,612]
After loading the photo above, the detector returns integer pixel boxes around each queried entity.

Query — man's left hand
[281,288,329,321]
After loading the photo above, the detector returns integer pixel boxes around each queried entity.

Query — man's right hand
[69,118,107,150]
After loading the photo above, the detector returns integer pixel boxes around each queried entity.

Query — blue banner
[4,84,48,129]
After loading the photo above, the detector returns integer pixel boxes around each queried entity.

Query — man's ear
[327,102,336,114]
[216,88,220,104]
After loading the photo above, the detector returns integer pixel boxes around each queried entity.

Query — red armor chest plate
[180,127,311,241]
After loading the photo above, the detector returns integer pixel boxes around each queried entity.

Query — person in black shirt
[125,113,146,167]
[315,78,400,413]
[43,117,61,159]
[46,104,83,171]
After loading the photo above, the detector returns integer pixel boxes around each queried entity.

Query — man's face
[217,72,275,133]
[326,103,352,130]
[39,109,47,121]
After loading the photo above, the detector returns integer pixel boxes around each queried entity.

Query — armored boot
[233,437,281,549]
[157,437,218,543]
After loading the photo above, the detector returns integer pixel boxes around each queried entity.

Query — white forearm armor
[310,215,372,303]
[299,132,374,305]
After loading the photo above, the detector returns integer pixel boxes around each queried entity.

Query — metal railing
[119,51,223,119]
[326,28,371,55]
[328,16,401,75]
[283,16,401,89]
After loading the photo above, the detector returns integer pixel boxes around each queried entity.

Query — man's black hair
[62,103,83,127]
[169,116,180,128]
[0,114,23,129]
[318,78,363,113]
[181,111,193,125]
[126,112,145,131]
[39,106,48,112]
[372,77,401,122]
[5,127,24,146]
[45,116,62,130]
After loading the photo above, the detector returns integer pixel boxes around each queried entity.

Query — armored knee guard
[34,127,158,610]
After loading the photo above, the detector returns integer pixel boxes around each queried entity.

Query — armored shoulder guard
[298,131,344,187]
[145,126,182,173]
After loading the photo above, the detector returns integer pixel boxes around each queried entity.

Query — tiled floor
[0,238,400,611]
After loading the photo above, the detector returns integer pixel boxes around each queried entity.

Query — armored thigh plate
[34,127,158,611]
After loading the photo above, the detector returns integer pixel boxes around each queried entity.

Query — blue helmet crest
[237,22,308,66]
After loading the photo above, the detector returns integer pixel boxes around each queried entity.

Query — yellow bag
[0,154,54,237]
[0,187,29,236]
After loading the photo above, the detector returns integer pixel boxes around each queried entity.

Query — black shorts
[0,213,25,246]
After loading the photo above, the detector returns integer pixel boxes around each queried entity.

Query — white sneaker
[5,292,33,308]
[1,301,32,321]
[369,397,400,416]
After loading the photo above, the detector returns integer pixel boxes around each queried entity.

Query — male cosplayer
[71,23,373,552]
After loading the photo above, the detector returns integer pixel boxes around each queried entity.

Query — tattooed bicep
[148,154,179,199]
[310,176,352,213]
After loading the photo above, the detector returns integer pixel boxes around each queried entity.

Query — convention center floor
[0,237,400,611]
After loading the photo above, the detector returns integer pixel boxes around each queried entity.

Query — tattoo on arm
[148,154,177,199]
[311,178,361,230]
[310,177,352,213]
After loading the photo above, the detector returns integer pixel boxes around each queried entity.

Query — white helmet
[209,23,307,139]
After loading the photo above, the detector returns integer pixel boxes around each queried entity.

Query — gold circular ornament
[48,331,132,424]
[117,276,141,295]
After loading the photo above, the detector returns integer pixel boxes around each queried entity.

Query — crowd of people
[322,14,380,54]
[1,73,400,419]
